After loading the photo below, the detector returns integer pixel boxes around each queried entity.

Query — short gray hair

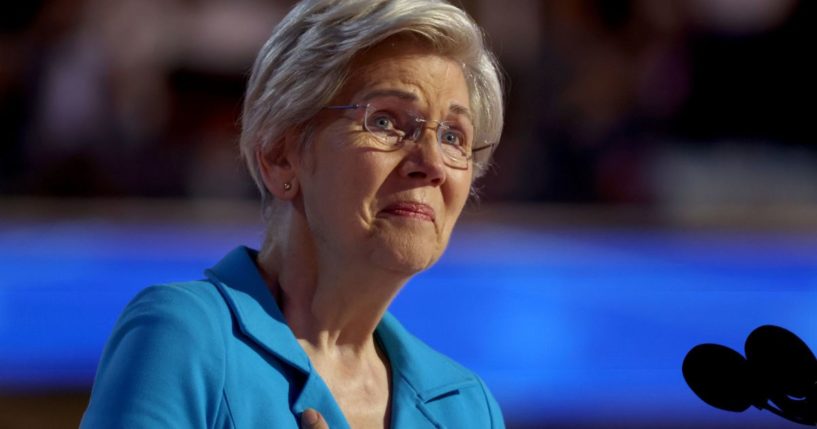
[240,0,504,203]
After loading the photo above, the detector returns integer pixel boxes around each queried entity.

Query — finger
[300,408,329,429]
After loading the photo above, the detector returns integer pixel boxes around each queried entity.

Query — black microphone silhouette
[683,325,817,426]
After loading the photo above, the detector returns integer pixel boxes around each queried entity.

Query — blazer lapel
[204,246,310,372]
[204,246,350,429]
[376,313,481,428]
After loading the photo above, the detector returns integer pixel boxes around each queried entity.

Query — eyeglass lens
[362,102,472,167]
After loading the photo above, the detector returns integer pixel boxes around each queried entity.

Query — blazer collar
[376,313,477,402]
[204,246,311,373]
[205,246,477,400]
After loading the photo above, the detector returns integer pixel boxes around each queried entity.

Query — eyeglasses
[325,102,492,169]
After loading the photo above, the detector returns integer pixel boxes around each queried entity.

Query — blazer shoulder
[125,280,230,324]
[82,280,234,428]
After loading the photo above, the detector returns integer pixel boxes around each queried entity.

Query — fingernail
[303,409,319,425]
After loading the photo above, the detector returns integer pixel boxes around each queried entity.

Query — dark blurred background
[2,0,816,428]
[2,0,816,208]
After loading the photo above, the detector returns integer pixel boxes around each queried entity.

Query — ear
[257,129,302,200]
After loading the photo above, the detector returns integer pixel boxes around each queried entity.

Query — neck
[258,219,409,354]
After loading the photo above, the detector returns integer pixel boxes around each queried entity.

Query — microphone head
[745,325,817,399]
[683,343,760,412]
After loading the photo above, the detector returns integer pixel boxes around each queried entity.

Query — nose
[398,125,447,186]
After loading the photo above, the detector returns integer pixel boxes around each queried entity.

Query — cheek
[445,172,473,214]
[304,149,395,229]
[434,176,471,248]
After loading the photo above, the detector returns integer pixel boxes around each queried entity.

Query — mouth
[378,201,436,222]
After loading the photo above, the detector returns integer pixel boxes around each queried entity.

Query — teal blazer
[81,246,505,428]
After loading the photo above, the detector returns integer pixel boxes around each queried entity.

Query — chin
[370,238,443,275]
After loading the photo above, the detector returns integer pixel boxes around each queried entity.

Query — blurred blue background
[1,205,816,428]
[2,0,816,428]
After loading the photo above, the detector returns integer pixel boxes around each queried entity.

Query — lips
[379,201,436,222]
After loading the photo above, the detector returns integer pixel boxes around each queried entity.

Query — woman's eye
[368,113,397,131]
[441,130,465,147]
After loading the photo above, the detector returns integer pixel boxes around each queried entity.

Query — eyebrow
[360,89,474,122]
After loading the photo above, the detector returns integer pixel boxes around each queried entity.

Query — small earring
[283,182,292,191]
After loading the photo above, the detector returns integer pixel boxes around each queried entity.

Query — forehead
[338,37,470,111]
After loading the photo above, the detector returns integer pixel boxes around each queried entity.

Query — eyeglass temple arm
[472,143,495,154]
[324,104,365,110]
[466,142,496,162]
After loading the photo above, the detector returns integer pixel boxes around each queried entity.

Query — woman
[81,0,504,427]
